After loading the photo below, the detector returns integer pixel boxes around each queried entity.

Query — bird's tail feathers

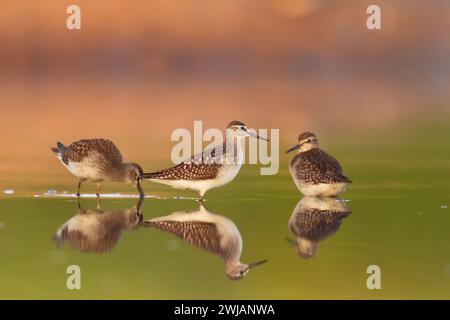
[51,141,67,155]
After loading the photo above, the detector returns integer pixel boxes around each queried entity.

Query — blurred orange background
[0,0,449,179]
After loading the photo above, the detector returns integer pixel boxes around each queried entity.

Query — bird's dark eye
[308,139,312,143]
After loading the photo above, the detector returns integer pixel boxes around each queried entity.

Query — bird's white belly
[212,164,242,188]
[297,182,348,197]
[157,179,213,193]
[59,157,103,181]
[151,164,242,196]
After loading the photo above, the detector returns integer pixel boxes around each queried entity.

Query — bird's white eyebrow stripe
[299,138,311,145]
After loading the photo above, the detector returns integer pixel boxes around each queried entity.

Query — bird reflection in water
[54,198,143,253]
[288,197,350,259]
[141,204,267,280]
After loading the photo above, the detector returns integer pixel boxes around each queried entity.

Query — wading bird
[51,139,144,198]
[286,132,351,197]
[141,121,268,201]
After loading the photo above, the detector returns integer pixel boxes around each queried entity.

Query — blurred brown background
[0,0,449,178]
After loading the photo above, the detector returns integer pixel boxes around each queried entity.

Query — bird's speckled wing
[290,148,351,184]
[143,162,222,180]
[142,144,228,180]
[144,220,228,258]
[289,209,350,241]
[62,139,123,166]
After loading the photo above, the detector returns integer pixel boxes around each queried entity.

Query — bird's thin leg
[135,196,144,223]
[96,183,101,198]
[77,196,81,210]
[77,180,83,197]
[136,179,145,199]
[136,195,144,210]
[96,197,101,210]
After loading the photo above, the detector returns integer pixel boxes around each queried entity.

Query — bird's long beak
[285,144,300,154]
[247,130,269,142]
[136,178,145,200]
[248,259,268,269]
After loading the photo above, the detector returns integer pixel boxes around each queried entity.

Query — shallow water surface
[0,125,450,299]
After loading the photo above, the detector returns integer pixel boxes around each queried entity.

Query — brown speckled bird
[289,197,350,259]
[54,198,143,254]
[51,139,144,198]
[141,205,267,280]
[141,121,268,200]
[286,132,351,197]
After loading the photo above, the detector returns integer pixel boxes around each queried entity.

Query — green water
[0,123,450,299]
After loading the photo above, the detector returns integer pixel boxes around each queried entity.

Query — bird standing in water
[51,139,144,198]
[141,121,268,201]
[286,132,351,197]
